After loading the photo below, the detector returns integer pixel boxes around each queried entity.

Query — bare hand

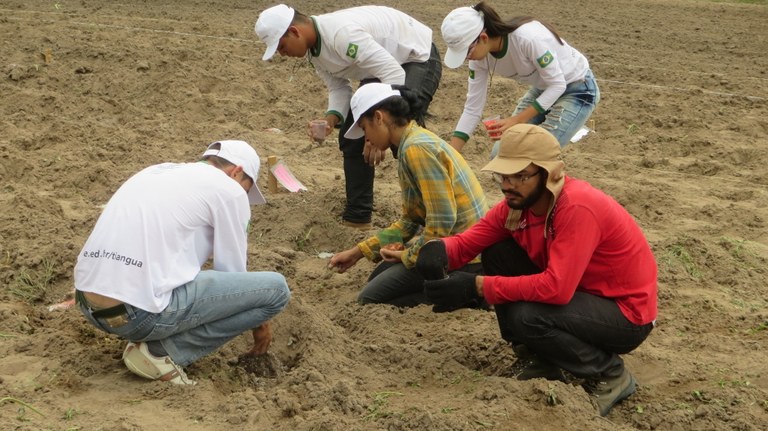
[305,121,315,141]
[486,116,518,138]
[380,247,404,263]
[328,247,364,273]
[306,119,332,144]
[248,322,272,356]
[449,136,467,152]
[363,140,386,166]
[488,111,535,138]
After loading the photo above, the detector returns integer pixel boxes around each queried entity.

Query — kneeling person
[416,124,657,416]
[329,83,488,309]
[74,140,291,385]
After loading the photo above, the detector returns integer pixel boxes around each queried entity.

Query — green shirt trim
[310,17,322,57]
[325,110,344,123]
[491,36,508,59]
[452,131,470,142]
[532,100,546,114]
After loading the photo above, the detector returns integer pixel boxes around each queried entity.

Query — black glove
[424,271,478,310]
[416,240,448,281]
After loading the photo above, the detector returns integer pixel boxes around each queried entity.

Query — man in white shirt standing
[74,140,291,385]
[255,4,442,229]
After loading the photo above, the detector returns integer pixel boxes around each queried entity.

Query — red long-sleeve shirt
[443,177,658,325]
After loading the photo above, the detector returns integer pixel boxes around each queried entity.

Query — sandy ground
[1,0,767,430]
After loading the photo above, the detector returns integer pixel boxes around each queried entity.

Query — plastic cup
[482,115,502,140]
[310,120,328,143]
[378,229,404,251]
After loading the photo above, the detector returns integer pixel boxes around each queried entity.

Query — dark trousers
[482,239,654,378]
[360,259,480,308]
[338,43,442,223]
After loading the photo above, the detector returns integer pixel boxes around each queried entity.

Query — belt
[75,290,129,319]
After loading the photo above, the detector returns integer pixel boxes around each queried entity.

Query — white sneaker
[122,342,196,385]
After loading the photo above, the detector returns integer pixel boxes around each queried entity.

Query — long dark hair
[474,2,563,45]
[358,85,426,128]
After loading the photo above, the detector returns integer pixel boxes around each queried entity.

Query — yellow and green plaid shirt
[358,122,488,268]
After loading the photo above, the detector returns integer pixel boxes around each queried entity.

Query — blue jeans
[491,69,600,157]
[78,270,291,366]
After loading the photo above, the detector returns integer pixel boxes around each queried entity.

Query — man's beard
[504,175,547,210]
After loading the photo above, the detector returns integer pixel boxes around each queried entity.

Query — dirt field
[1,0,767,430]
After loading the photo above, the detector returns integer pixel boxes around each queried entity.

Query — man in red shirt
[416,124,657,417]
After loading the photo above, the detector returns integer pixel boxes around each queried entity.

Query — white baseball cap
[344,83,401,140]
[203,140,267,205]
[441,7,484,69]
[255,4,295,61]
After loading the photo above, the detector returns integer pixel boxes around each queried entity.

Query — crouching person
[416,124,657,416]
[328,83,488,309]
[74,140,291,385]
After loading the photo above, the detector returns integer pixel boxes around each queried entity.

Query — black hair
[201,143,232,167]
[358,84,427,128]
[473,1,563,45]
[290,10,311,26]
[201,143,253,181]
[203,154,235,169]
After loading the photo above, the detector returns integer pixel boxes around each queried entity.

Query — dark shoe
[515,356,566,382]
[582,368,636,416]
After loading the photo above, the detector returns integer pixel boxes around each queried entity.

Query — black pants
[361,260,481,308]
[482,239,654,378]
[338,43,443,223]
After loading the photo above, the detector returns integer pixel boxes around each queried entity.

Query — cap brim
[248,184,267,205]
[481,157,531,175]
[344,123,365,140]
[262,42,278,61]
[443,46,468,69]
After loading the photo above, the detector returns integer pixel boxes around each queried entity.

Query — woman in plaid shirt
[328,83,489,310]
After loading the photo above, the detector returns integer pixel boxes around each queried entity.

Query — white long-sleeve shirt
[74,162,251,312]
[454,21,589,141]
[309,6,433,121]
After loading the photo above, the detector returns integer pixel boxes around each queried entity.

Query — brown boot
[582,368,636,416]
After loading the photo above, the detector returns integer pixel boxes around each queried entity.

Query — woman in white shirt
[441,2,600,154]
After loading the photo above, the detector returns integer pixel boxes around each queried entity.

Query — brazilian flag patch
[469,69,475,79]
[537,51,554,68]
[346,43,359,59]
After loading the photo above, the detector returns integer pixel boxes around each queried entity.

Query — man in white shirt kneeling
[74,140,291,385]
